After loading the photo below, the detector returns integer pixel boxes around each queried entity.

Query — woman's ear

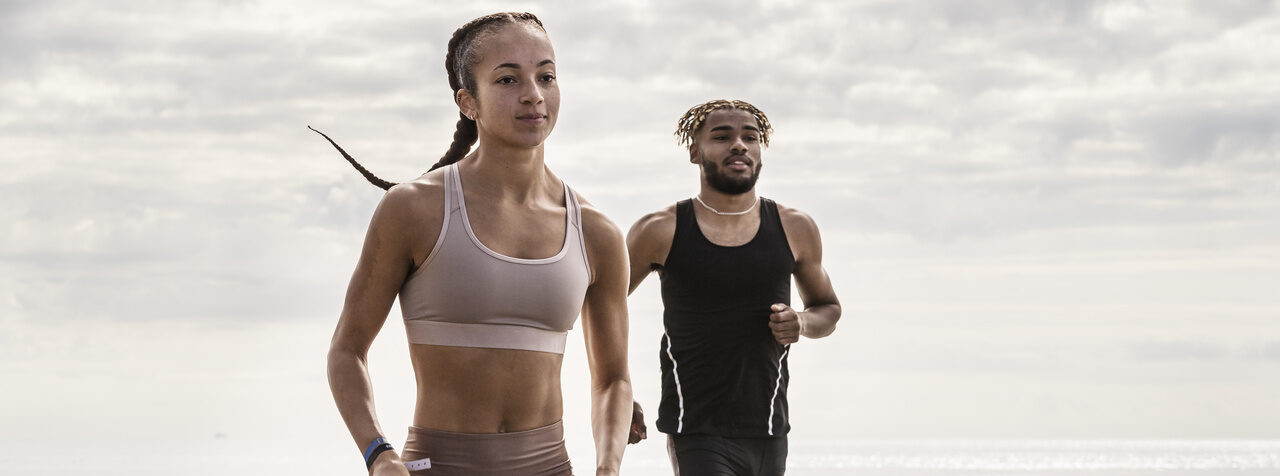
[456,89,477,121]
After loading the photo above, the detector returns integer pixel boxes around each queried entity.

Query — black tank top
[656,198,795,437]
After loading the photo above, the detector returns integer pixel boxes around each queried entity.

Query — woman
[317,12,631,475]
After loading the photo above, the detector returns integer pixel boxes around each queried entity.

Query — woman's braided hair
[312,12,547,190]
[674,99,773,150]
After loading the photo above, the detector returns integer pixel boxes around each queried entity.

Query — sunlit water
[780,439,1280,475]
[7,438,1276,475]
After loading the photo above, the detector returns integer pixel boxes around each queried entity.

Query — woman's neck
[461,141,555,204]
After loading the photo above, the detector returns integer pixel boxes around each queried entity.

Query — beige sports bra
[397,164,591,354]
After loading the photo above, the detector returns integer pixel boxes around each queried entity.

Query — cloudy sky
[2,0,1278,474]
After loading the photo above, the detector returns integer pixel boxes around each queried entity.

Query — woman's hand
[369,451,410,476]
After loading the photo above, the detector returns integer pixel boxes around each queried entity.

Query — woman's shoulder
[565,188,628,262]
[382,166,447,205]
[570,190,623,241]
[368,166,448,230]
[566,188,629,288]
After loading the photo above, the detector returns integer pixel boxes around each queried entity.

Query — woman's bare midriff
[408,343,563,433]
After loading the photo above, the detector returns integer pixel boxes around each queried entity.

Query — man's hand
[768,303,803,344]
[628,400,648,444]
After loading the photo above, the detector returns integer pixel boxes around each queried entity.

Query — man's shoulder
[627,204,679,252]
[630,204,678,236]
[770,200,823,250]
[771,201,818,229]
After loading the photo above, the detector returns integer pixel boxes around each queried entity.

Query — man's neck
[696,185,759,216]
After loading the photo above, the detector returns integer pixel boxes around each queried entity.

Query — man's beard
[701,155,762,195]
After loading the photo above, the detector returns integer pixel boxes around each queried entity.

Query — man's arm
[625,206,677,294]
[769,206,841,343]
[621,206,676,444]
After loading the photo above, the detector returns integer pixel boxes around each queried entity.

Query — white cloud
[2,0,1279,461]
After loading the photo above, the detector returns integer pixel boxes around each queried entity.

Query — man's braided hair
[675,99,773,150]
[311,12,547,190]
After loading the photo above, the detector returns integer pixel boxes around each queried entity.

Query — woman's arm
[579,204,633,476]
[327,186,428,475]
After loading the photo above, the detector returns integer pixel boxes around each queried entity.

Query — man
[627,100,842,475]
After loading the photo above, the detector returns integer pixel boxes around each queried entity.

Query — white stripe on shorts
[663,331,686,433]
[767,345,789,435]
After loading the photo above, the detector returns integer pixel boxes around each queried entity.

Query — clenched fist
[768,303,803,344]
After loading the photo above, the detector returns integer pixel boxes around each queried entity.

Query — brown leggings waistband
[400,421,573,476]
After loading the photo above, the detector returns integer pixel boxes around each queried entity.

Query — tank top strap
[564,183,592,282]
[758,197,794,259]
[445,163,463,213]
[414,164,458,273]
[673,198,694,237]
[760,198,780,228]
[563,182,582,228]
[662,199,691,269]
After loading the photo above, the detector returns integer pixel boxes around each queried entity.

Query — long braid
[675,99,773,151]
[429,115,476,171]
[425,14,492,172]
[313,12,547,189]
[308,126,396,190]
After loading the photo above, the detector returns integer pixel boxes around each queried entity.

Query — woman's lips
[518,113,547,125]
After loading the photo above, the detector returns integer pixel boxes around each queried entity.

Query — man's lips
[724,156,752,171]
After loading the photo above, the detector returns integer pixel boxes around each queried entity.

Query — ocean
[784,439,1280,475]
[4,438,1278,475]
[619,439,1280,476]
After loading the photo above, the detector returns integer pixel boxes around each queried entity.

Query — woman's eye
[745,136,759,142]
[497,77,516,84]
[541,74,556,82]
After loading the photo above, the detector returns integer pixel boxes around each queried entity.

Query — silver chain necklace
[694,195,759,216]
